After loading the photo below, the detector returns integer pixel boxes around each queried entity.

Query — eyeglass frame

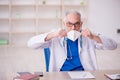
[66,21,82,27]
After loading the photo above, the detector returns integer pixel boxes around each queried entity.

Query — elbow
[110,43,117,50]
[110,40,117,50]
[27,40,38,49]
[27,40,43,49]
[98,36,118,50]
[27,42,41,49]
[105,41,117,50]
[27,40,34,49]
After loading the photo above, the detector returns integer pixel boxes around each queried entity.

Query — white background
[89,0,120,43]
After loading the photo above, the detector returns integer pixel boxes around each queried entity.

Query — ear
[80,21,83,26]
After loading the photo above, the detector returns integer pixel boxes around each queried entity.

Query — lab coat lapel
[60,37,67,57]
[78,37,82,54]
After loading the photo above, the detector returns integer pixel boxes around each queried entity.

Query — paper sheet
[68,71,95,79]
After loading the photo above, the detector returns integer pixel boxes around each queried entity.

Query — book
[17,72,31,76]
[104,74,120,80]
[34,72,43,77]
[13,74,39,80]
[0,39,8,45]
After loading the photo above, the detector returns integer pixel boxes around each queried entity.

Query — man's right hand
[45,29,67,41]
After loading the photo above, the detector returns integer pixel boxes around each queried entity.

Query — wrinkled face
[64,13,83,32]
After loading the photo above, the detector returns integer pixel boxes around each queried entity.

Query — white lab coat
[27,32,117,72]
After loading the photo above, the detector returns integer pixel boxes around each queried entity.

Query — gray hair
[63,10,81,22]
[65,10,81,18]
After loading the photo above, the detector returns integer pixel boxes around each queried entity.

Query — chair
[44,48,50,72]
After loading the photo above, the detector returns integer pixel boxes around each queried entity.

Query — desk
[40,70,120,80]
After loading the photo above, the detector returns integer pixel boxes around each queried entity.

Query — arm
[81,28,102,43]
[45,29,67,41]
[27,29,67,49]
[27,33,50,49]
[81,28,117,50]
[97,35,117,50]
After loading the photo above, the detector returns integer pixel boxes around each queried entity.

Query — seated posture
[27,10,117,72]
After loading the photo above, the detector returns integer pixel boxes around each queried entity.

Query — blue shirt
[60,39,84,71]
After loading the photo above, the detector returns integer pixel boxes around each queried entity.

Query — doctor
[27,10,117,72]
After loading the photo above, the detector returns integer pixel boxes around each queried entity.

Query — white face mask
[67,30,81,41]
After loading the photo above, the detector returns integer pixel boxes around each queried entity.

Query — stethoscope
[62,35,83,60]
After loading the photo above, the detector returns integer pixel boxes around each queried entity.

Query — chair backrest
[44,48,50,72]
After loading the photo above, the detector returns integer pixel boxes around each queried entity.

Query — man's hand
[45,29,67,41]
[57,29,67,38]
[81,28,102,43]
[81,28,94,39]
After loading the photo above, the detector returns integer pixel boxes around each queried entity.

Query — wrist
[92,34,102,43]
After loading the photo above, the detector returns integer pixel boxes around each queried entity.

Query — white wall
[89,0,120,43]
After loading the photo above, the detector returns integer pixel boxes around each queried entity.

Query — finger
[58,29,67,37]
[81,29,90,37]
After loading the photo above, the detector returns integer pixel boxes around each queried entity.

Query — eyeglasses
[66,21,81,27]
